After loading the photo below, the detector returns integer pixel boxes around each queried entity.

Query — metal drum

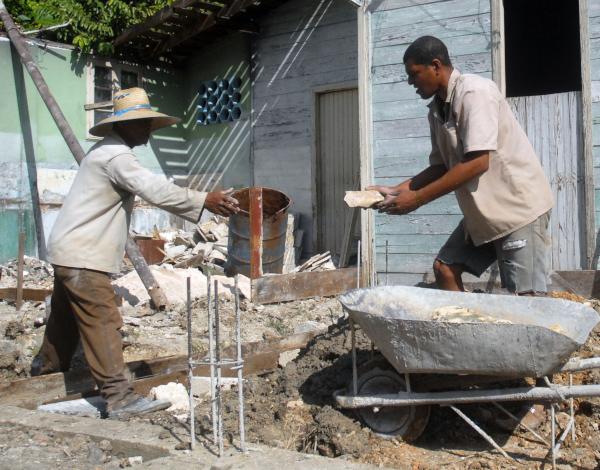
[226,187,291,277]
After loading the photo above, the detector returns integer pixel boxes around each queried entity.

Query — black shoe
[107,396,171,419]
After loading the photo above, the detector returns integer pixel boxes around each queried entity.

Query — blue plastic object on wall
[197,76,243,125]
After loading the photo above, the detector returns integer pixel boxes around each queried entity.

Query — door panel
[316,88,360,260]
[508,91,584,270]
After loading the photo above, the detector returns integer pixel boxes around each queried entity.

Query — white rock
[164,243,187,259]
[191,377,239,398]
[192,242,213,256]
[122,316,141,326]
[113,266,210,307]
[128,456,143,465]
[294,321,327,334]
[344,190,384,208]
[213,274,251,299]
[278,349,300,367]
[148,382,189,413]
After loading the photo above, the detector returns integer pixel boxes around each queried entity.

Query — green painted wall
[0,38,187,262]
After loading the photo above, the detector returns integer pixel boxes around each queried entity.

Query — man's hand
[204,188,240,217]
[376,190,421,215]
[366,185,398,197]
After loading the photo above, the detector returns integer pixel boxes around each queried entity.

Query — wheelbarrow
[335,286,600,466]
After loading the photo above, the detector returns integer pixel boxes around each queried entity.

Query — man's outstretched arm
[377,150,489,214]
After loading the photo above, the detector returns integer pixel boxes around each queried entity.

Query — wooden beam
[252,268,358,304]
[221,17,259,34]
[0,287,52,302]
[357,5,375,286]
[491,0,505,96]
[0,331,322,408]
[579,0,596,269]
[114,0,202,46]
[222,0,247,19]
[83,100,112,111]
[15,230,25,311]
[151,0,256,56]
[249,187,263,279]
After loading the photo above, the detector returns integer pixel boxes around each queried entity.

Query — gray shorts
[437,211,551,294]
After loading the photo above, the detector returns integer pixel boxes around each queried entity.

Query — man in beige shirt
[37,88,239,418]
[370,36,553,295]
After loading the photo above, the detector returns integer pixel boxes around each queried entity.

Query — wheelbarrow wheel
[354,360,430,442]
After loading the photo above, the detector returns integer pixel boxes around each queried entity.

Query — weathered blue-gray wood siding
[252,0,358,256]
[370,0,492,284]
[588,1,600,265]
[508,92,584,270]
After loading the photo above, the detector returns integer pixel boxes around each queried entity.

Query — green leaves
[2,0,174,54]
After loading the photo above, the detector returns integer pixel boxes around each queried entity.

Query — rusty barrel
[226,187,291,277]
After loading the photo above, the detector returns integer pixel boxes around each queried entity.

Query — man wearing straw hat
[35,87,240,418]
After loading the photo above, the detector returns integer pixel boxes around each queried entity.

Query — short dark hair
[403,36,452,66]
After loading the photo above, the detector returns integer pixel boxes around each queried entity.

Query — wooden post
[15,231,25,311]
[579,0,596,269]
[249,187,263,279]
[0,2,167,309]
[357,4,375,286]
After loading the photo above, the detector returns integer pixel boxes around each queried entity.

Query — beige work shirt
[48,133,206,273]
[428,69,553,246]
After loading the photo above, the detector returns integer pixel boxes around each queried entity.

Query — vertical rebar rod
[215,280,223,457]
[551,403,556,469]
[235,275,246,452]
[569,374,575,441]
[207,273,217,445]
[357,240,361,289]
[350,319,358,396]
[186,277,195,450]
[385,239,389,286]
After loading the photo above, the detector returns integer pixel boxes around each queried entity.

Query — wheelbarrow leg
[449,405,517,462]
[350,319,357,396]
[491,402,549,445]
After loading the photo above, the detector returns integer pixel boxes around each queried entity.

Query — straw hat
[89,87,180,137]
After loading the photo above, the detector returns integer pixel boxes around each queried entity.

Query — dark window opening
[504,0,581,97]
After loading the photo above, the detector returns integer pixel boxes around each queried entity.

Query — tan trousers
[38,265,133,408]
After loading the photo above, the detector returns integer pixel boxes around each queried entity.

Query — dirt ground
[1,257,600,469]
[0,422,146,469]
[176,318,600,470]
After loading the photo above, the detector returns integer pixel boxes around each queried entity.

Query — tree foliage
[2,0,173,54]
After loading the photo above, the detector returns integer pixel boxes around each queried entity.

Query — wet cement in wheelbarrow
[189,318,600,469]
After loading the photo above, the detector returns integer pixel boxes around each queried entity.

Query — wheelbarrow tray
[339,286,599,378]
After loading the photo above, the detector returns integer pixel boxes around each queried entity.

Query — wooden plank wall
[508,92,584,270]
[370,0,492,284]
[587,1,600,265]
[252,0,358,257]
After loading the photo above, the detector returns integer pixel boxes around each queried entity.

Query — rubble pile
[0,256,54,290]
[145,213,303,275]
[291,251,336,273]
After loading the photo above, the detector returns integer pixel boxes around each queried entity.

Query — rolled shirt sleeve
[107,153,207,223]
[456,87,499,155]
